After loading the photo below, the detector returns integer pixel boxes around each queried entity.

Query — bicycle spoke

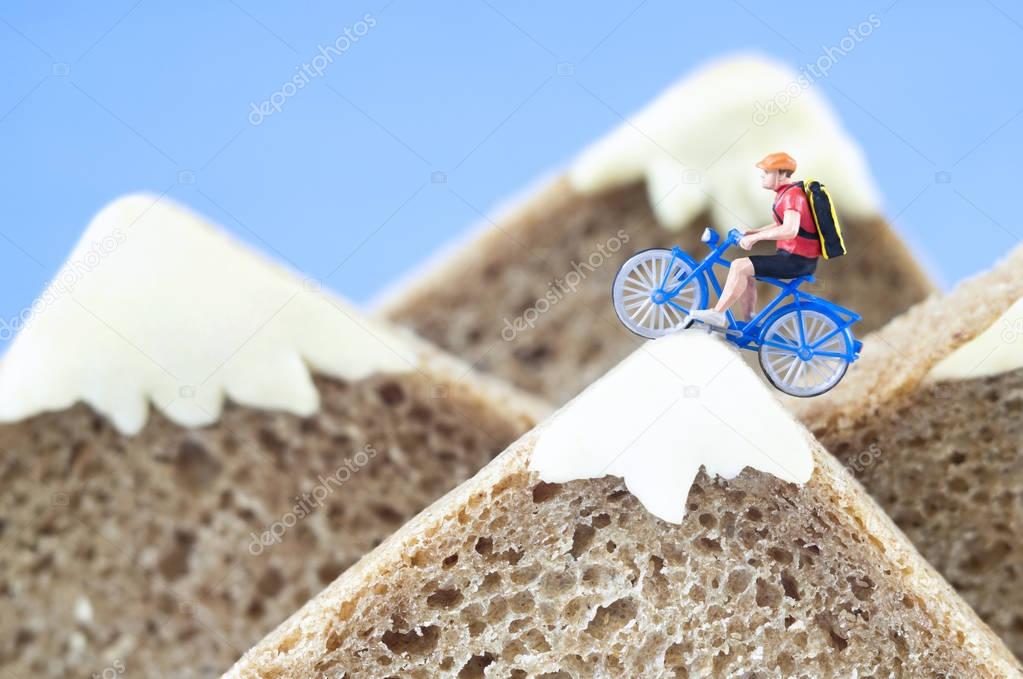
[769,330,798,348]
[638,300,655,327]
[808,332,831,349]
[661,305,674,326]
[630,298,651,322]
[666,305,685,326]
[763,339,799,357]
[771,353,798,376]
[822,335,843,352]
[778,318,799,345]
[781,356,802,385]
[642,260,656,289]
[628,270,643,291]
[816,320,830,344]
[820,357,843,374]
[806,359,830,383]
[783,316,798,343]
[803,316,815,343]
[662,306,674,328]
[793,361,807,387]
[807,316,821,343]
[630,265,646,290]
[623,282,647,295]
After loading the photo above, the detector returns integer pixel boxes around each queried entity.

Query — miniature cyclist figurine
[611,155,857,397]
[687,152,820,328]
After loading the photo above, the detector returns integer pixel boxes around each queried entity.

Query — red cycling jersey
[773,182,821,258]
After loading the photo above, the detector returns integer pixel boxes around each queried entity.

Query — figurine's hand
[739,235,757,250]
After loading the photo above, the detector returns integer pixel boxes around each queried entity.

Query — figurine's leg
[739,281,758,321]
[713,258,754,314]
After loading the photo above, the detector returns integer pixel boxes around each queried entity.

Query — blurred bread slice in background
[379,55,933,404]
[0,194,547,678]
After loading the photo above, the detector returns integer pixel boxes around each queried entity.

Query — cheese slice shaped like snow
[569,54,882,231]
[928,296,1023,382]
[530,332,814,524]
[0,194,418,435]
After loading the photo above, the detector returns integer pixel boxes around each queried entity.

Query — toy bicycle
[611,227,862,397]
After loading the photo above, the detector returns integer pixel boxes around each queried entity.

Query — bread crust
[225,431,1021,678]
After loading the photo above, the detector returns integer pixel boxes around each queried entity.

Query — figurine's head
[756,152,797,190]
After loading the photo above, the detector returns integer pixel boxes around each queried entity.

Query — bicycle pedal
[695,322,728,336]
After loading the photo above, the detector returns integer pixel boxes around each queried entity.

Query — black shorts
[749,250,818,279]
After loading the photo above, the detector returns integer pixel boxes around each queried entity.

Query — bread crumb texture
[385,179,932,404]
[0,372,531,678]
[812,368,1023,660]
[227,446,1019,679]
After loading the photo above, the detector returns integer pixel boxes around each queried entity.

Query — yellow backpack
[799,179,847,259]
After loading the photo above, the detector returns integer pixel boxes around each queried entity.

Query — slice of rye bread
[0,359,546,679]
[790,243,1023,656]
[224,424,1020,676]
[0,196,549,678]
[380,177,933,405]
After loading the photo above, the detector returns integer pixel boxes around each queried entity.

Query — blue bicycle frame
[660,228,863,359]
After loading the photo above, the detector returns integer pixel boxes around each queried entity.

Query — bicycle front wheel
[612,248,707,339]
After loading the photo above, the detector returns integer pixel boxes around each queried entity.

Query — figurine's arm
[739,210,800,249]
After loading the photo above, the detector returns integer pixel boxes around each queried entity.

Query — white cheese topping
[928,296,1023,382]
[529,332,814,524]
[0,194,418,435]
[569,54,881,231]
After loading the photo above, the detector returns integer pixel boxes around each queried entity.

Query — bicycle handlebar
[701,227,746,249]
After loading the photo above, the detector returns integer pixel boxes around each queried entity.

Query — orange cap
[755,152,797,173]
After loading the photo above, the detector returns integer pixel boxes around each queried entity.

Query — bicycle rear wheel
[612,249,707,339]
[758,308,851,397]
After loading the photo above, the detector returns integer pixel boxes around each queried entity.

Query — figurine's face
[760,169,784,190]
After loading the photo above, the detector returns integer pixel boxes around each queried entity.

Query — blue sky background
[1,0,1021,343]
